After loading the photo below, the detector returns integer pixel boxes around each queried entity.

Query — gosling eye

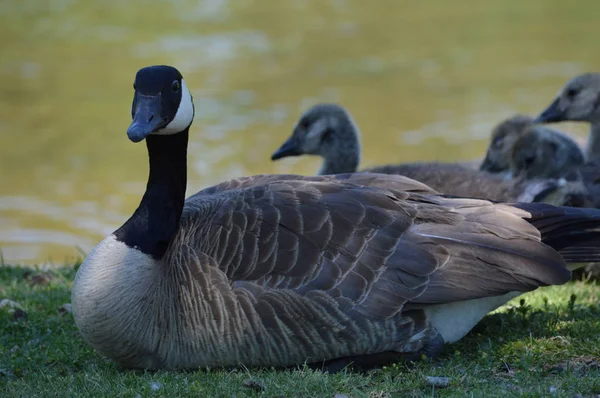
[171,80,180,93]
[524,154,536,166]
[566,88,579,99]
[492,137,503,149]
[320,128,333,143]
[300,119,311,129]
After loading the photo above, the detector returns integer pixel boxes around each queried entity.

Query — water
[0,0,597,264]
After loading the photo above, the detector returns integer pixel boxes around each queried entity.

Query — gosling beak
[271,137,301,160]
[479,154,504,173]
[127,94,167,143]
[533,98,563,124]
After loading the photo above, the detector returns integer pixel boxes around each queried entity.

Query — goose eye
[171,81,180,93]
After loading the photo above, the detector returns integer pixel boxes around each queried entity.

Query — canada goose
[271,104,585,206]
[479,114,534,176]
[72,66,600,372]
[509,125,585,180]
[534,73,600,164]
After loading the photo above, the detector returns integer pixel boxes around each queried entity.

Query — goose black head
[127,65,195,143]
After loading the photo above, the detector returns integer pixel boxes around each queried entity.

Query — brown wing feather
[193,173,438,197]
[363,163,520,201]
[180,173,570,321]
[362,162,571,205]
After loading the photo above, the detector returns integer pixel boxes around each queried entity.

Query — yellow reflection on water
[0,0,596,264]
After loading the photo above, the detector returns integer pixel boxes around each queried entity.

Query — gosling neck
[585,121,600,164]
[114,130,189,259]
[317,121,361,175]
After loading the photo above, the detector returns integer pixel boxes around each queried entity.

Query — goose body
[73,66,600,371]
[271,104,587,206]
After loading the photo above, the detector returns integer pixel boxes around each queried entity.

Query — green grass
[1,264,599,398]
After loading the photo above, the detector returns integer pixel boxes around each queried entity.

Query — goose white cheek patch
[155,79,194,135]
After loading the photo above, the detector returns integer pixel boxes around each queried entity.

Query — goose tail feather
[509,202,600,263]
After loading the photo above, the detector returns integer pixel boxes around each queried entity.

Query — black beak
[533,98,563,124]
[271,136,301,160]
[479,153,504,173]
[127,94,167,143]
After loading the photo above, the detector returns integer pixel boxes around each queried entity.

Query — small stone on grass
[0,299,23,310]
[425,376,450,388]
[149,381,161,391]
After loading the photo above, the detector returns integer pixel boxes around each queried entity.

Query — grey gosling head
[271,103,361,175]
[535,73,600,164]
[509,125,585,180]
[479,114,534,175]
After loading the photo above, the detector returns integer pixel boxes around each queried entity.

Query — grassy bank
[1,264,599,397]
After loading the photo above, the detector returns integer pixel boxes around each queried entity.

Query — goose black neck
[114,130,189,259]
